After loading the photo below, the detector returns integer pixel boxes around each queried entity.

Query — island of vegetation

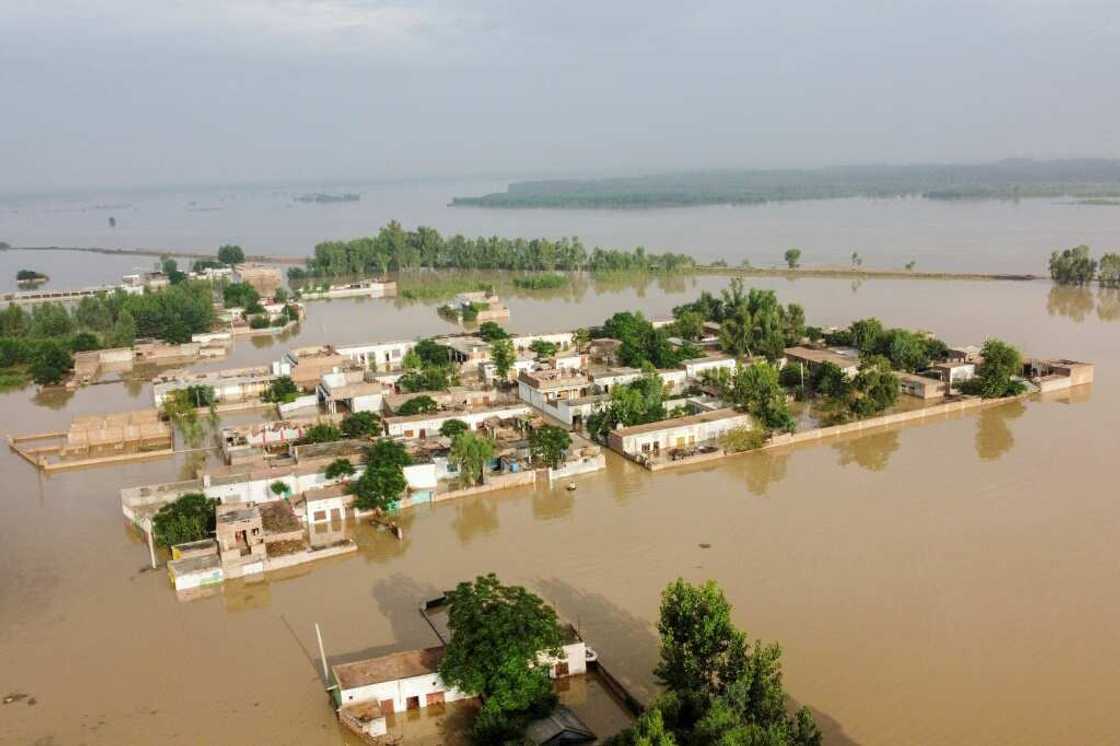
[16,269,49,285]
[1049,244,1120,287]
[294,192,360,204]
[451,159,1120,209]
[286,221,694,279]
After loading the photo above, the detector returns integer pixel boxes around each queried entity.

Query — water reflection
[1098,287,1120,321]
[1045,285,1120,323]
[533,483,575,521]
[738,449,791,496]
[833,429,901,472]
[974,401,1026,461]
[32,387,75,410]
[451,497,500,544]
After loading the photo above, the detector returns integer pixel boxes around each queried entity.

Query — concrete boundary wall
[431,471,536,503]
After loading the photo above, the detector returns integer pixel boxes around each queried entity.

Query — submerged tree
[151,492,217,547]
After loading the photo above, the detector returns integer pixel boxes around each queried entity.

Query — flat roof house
[332,646,468,720]
[607,408,752,459]
[783,346,860,377]
[896,372,945,399]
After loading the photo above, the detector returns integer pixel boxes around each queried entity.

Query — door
[405,696,421,711]
[555,661,569,677]
[425,692,445,706]
[379,699,394,715]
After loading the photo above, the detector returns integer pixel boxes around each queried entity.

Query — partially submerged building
[1025,358,1095,392]
[897,372,945,399]
[607,408,752,461]
[783,346,860,378]
[152,365,276,407]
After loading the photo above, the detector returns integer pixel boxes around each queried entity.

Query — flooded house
[783,346,861,378]
[232,264,283,297]
[151,365,276,407]
[335,339,416,371]
[317,369,384,415]
[897,372,946,399]
[607,408,752,463]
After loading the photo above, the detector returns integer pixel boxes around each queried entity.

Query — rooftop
[333,646,446,689]
[613,407,747,437]
[519,369,589,390]
[784,346,860,368]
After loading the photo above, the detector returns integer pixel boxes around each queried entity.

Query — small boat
[566,482,577,491]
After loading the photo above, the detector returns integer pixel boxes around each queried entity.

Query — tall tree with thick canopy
[529,425,572,469]
[151,493,217,547]
[439,574,565,741]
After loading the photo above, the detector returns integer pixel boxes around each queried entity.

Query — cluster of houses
[439,290,511,322]
[296,278,397,300]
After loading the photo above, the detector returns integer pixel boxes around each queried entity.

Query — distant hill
[451,159,1120,208]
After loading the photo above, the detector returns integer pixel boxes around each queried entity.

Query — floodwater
[1,274,1118,745]
[4,179,1120,273]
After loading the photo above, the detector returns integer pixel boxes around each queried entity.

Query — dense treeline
[452,159,1120,209]
[288,221,694,278]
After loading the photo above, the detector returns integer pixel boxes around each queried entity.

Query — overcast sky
[3,0,1119,192]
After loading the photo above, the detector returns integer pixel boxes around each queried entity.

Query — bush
[341,411,381,439]
[151,493,217,547]
[262,376,299,403]
[396,395,438,416]
[30,340,73,385]
[720,425,766,452]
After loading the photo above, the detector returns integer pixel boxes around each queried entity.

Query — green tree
[324,458,356,481]
[217,244,246,265]
[1049,244,1096,285]
[439,418,469,438]
[529,339,559,358]
[848,355,899,418]
[655,579,747,699]
[262,376,299,403]
[727,362,795,433]
[396,395,438,415]
[108,309,137,347]
[340,411,381,439]
[967,338,1026,398]
[449,431,495,486]
[270,480,291,499]
[1098,253,1120,287]
[438,574,565,741]
[296,423,343,444]
[75,296,113,332]
[29,303,74,337]
[848,317,884,354]
[151,493,217,547]
[30,340,73,385]
[70,331,101,352]
[349,439,411,512]
[673,310,705,341]
[223,282,261,310]
[572,327,592,353]
[476,321,509,341]
[490,337,516,381]
[529,425,572,469]
[882,328,930,371]
[784,248,801,269]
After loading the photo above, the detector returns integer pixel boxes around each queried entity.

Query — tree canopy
[349,439,411,512]
[396,395,439,416]
[529,425,572,469]
[449,431,495,486]
[438,574,565,742]
[151,493,217,547]
[1049,245,1097,285]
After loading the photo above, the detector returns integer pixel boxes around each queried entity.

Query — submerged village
[0,234,1097,745]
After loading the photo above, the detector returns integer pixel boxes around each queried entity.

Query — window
[313,510,327,521]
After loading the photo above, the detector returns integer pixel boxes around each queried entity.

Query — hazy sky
[3,0,1119,192]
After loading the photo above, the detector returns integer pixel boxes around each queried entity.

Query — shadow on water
[451,496,501,545]
[534,578,862,746]
[833,429,901,472]
[533,481,575,521]
[974,401,1026,461]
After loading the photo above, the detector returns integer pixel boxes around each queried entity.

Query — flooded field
[1,275,1116,745]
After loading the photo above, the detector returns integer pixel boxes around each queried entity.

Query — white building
[608,408,753,458]
[318,370,383,415]
[384,403,532,439]
[335,340,417,371]
[683,354,737,380]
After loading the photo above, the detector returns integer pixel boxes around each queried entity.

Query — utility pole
[146,518,157,569]
[315,623,329,682]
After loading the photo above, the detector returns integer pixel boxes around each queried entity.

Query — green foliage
[340,411,381,439]
[719,425,765,453]
[191,258,224,272]
[724,362,796,433]
[296,423,343,445]
[16,269,48,282]
[217,244,246,265]
[413,337,452,366]
[601,311,685,368]
[704,281,802,360]
[223,282,261,310]
[490,337,516,381]
[438,574,565,741]
[299,221,690,276]
[513,273,568,289]
[476,321,509,341]
[449,431,495,486]
[29,340,73,385]
[1049,244,1097,285]
[399,365,456,393]
[848,317,884,354]
[29,303,74,337]
[325,458,356,481]
[151,493,217,547]
[249,315,271,329]
[1098,252,1120,287]
[848,356,900,417]
[439,419,469,438]
[396,395,438,416]
[272,286,289,303]
[880,328,930,371]
[784,248,802,269]
[109,309,137,347]
[122,281,216,342]
[261,376,299,403]
[671,310,705,341]
[529,425,572,469]
[349,439,411,512]
[655,579,748,698]
[587,367,667,442]
[965,338,1025,398]
[70,331,101,352]
[270,480,291,498]
[529,339,559,358]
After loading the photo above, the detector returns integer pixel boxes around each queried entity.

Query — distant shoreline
[2,245,1042,283]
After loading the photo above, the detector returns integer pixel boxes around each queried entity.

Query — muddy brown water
[1,276,1117,745]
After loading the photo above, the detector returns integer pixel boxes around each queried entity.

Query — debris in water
[26,697,36,706]
[3,693,29,704]
[699,543,712,549]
